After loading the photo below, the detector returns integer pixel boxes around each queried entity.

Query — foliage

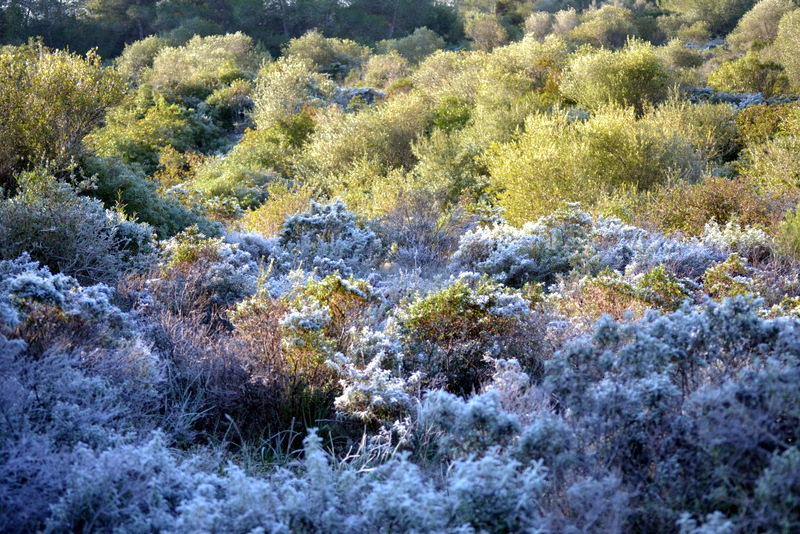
[568,5,640,49]
[487,106,703,224]
[726,0,797,51]
[397,272,535,394]
[376,27,446,64]
[464,12,509,52]
[775,9,800,90]
[560,39,673,115]
[283,29,370,78]
[0,43,126,190]
[0,170,154,285]
[146,32,264,99]
[707,51,789,97]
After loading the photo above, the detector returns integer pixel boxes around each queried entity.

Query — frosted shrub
[417,390,521,458]
[563,475,630,534]
[448,453,548,532]
[451,206,595,287]
[270,200,385,278]
[45,434,195,533]
[157,225,258,309]
[701,219,773,262]
[397,272,536,394]
[329,351,417,425]
[0,169,155,284]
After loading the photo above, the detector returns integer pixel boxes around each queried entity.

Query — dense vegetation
[3,0,800,532]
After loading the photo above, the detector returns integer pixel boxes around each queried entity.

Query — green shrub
[465,13,509,52]
[252,57,335,134]
[736,101,800,146]
[726,0,797,51]
[775,9,800,90]
[358,51,411,90]
[376,27,446,64]
[560,39,673,115]
[146,32,264,99]
[659,0,758,34]
[0,43,126,190]
[568,5,639,49]
[115,35,169,82]
[487,106,703,225]
[707,51,789,97]
[643,175,778,236]
[282,29,370,77]
[397,273,535,394]
[86,85,217,174]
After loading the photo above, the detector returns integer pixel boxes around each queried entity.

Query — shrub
[0,170,154,285]
[568,5,640,49]
[115,35,169,82]
[524,11,552,41]
[487,106,702,224]
[376,27,446,64]
[775,9,800,90]
[0,43,126,190]
[726,0,797,51]
[707,52,789,97]
[560,39,673,115]
[251,56,335,134]
[397,272,535,394]
[146,32,264,99]
[86,85,219,174]
[269,199,386,278]
[358,51,410,90]
[644,175,778,236]
[659,0,758,34]
[283,29,370,77]
[464,13,509,52]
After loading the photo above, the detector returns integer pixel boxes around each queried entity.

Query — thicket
[4,3,800,531]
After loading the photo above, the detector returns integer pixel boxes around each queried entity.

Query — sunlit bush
[560,39,673,114]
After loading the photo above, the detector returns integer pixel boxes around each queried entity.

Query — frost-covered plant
[448,453,548,532]
[417,390,521,458]
[269,200,385,278]
[451,206,595,287]
[0,253,135,353]
[397,272,535,394]
[0,169,155,285]
[702,254,759,300]
[44,434,195,533]
[157,225,258,309]
[701,219,773,263]
[329,351,417,425]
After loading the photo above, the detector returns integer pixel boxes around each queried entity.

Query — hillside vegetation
[2,1,800,532]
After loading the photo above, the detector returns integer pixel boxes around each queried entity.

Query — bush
[775,9,800,91]
[568,5,640,49]
[707,52,789,97]
[115,35,169,82]
[464,13,509,52]
[86,84,219,174]
[487,106,703,224]
[147,32,264,99]
[560,39,673,115]
[251,56,335,134]
[0,43,126,190]
[283,29,370,77]
[376,27,446,64]
[0,170,154,285]
[644,175,779,236]
[397,272,536,394]
[726,0,797,51]
[357,51,410,90]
